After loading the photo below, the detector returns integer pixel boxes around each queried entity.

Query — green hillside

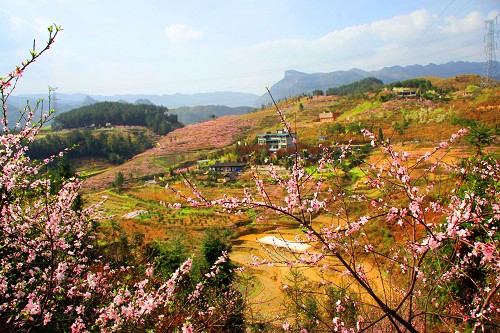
[79,77,499,190]
[75,78,499,329]
[19,74,500,332]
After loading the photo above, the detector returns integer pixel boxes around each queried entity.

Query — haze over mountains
[7,91,258,114]
[9,61,491,118]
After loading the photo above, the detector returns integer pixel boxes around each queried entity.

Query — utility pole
[481,16,499,87]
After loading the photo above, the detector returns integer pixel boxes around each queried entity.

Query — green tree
[378,126,384,141]
[326,77,384,96]
[201,227,235,286]
[326,123,346,143]
[313,89,324,96]
[113,171,125,192]
[467,122,493,155]
[282,268,322,331]
[147,235,188,277]
[325,286,358,327]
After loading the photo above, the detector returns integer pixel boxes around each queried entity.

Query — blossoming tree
[0,25,243,333]
[171,88,499,332]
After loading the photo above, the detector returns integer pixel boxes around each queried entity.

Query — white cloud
[370,9,433,42]
[3,2,495,96]
[234,10,435,71]
[226,7,488,86]
[440,11,483,34]
[164,24,205,42]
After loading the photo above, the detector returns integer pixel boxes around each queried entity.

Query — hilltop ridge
[257,61,492,105]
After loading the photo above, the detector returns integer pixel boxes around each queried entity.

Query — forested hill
[51,102,183,135]
[325,77,384,96]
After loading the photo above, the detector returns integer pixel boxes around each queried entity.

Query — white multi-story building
[257,129,297,152]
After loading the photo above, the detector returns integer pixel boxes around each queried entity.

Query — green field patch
[349,166,366,183]
[79,167,110,178]
[338,100,381,121]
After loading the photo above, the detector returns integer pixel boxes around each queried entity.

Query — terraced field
[79,85,499,323]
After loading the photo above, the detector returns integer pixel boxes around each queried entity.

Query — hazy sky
[1,0,498,96]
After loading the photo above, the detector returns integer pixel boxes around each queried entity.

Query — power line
[401,0,455,60]
[81,28,483,96]
[481,16,499,87]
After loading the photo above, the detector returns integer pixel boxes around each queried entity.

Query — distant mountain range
[7,91,259,115]
[257,61,493,105]
[7,61,492,121]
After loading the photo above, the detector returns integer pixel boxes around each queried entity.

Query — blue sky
[1,0,498,96]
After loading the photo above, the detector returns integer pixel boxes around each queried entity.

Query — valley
[65,77,499,326]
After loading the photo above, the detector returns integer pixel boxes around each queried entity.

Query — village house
[208,162,247,173]
[318,111,340,122]
[393,87,417,98]
[257,129,297,153]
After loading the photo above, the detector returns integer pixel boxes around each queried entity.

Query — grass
[78,167,110,178]
[337,100,381,121]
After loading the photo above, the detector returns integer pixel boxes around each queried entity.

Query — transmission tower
[48,86,59,115]
[481,16,499,87]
